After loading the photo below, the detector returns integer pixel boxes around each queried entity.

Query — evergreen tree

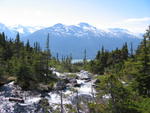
[122,42,128,60]
[83,49,87,64]
[15,33,22,58]
[16,54,34,90]
[45,34,51,81]
[135,27,150,96]
[26,40,30,51]
[130,42,134,57]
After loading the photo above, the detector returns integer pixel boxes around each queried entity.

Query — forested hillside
[85,26,150,113]
[0,32,56,90]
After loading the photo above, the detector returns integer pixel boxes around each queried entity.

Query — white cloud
[106,17,150,33]
[124,17,150,23]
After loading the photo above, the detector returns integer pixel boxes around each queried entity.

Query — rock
[94,79,100,84]
[92,84,98,88]
[66,83,72,87]
[55,81,66,90]
[38,84,50,92]
[78,70,92,80]
[0,82,5,86]
[0,70,97,113]
[41,92,50,98]
[84,78,91,82]
[74,83,81,87]
[69,78,77,84]
[75,76,79,79]
[64,78,70,84]
[71,94,93,104]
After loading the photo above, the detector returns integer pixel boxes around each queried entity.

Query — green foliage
[65,104,77,113]
[93,26,150,113]
[87,43,129,74]
[36,98,52,113]
[88,103,108,113]
[135,31,150,96]
[67,74,77,78]
[50,56,82,73]
[0,32,56,90]
[0,26,150,113]
[17,61,34,90]
[136,97,150,113]
[96,71,140,113]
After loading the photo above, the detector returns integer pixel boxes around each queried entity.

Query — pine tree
[26,40,30,51]
[45,33,52,83]
[83,49,87,64]
[135,26,150,96]
[16,52,34,90]
[15,33,21,58]
[121,42,128,60]
[130,42,134,57]
[56,53,59,62]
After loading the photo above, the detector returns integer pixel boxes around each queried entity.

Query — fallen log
[74,83,81,87]
[9,97,24,103]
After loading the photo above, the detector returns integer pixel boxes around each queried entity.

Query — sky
[0,0,150,33]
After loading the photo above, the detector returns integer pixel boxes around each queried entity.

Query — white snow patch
[103,94,111,99]
[77,79,85,84]
[47,92,70,104]
[25,97,41,104]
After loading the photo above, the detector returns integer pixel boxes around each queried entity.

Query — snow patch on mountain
[9,25,44,34]
[0,22,143,39]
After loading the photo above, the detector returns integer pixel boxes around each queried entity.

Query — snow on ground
[47,91,72,105]
[0,70,97,113]
[77,82,92,94]
[77,79,85,84]
[103,94,111,99]
[76,80,96,95]
[77,70,91,79]
[25,96,41,104]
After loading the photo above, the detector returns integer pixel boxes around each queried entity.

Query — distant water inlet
[71,59,91,63]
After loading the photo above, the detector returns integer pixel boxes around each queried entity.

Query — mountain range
[0,23,43,38]
[0,22,142,59]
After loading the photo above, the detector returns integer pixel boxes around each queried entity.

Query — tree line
[85,26,150,113]
[0,32,56,90]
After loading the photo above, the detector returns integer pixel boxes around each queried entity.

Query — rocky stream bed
[0,70,97,113]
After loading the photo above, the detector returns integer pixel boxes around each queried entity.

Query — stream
[0,70,96,113]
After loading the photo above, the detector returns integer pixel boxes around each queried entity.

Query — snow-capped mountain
[9,25,44,37]
[26,22,140,39]
[23,22,142,59]
[0,22,142,58]
[44,23,107,37]
[0,23,44,38]
[0,23,15,38]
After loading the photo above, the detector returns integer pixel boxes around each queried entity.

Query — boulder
[94,79,100,84]
[55,81,66,90]
[69,78,77,84]
[84,78,91,82]
[38,84,50,92]
[71,94,93,104]
[74,83,81,87]
[64,78,70,84]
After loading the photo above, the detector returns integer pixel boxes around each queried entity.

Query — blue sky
[0,0,150,33]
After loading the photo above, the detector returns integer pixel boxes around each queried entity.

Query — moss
[67,74,77,78]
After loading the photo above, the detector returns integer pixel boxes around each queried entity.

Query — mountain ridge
[0,22,142,59]
[22,22,142,59]
[0,22,143,38]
